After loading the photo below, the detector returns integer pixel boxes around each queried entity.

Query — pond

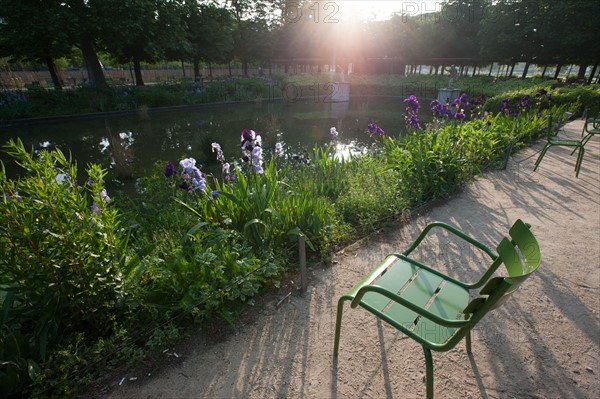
[0,97,419,193]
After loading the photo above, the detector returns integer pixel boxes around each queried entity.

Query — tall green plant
[0,139,128,396]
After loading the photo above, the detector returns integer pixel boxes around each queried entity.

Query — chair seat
[587,127,600,133]
[548,138,584,147]
[359,256,469,345]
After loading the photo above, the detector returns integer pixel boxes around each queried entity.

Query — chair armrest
[351,284,471,328]
[401,221,498,260]
[397,222,501,289]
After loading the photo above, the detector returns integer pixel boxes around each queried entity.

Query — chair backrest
[546,114,559,138]
[547,111,573,138]
[463,220,541,321]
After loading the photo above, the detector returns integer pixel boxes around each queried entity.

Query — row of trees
[1,0,599,90]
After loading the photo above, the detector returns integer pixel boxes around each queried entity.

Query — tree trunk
[521,61,530,79]
[488,62,494,76]
[577,64,587,81]
[472,66,477,76]
[587,63,598,85]
[228,62,232,76]
[508,63,515,77]
[80,37,107,89]
[554,64,562,79]
[243,61,248,76]
[133,57,144,86]
[181,60,186,78]
[193,59,201,81]
[541,65,547,77]
[208,62,213,81]
[45,56,64,90]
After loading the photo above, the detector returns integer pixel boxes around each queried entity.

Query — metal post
[299,234,307,293]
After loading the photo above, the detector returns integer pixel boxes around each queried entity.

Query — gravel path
[106,118,599,399]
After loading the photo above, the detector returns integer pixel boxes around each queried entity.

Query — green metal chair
[534,114,585,177]
[579,107,600,146]
[333,219,541,399]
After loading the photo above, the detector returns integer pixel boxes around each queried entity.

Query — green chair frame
[534,114,584,177]
[579,107,600,147]
[333,219,541,399]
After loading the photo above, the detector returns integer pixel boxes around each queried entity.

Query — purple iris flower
[430,99,443,118]
[212,143,225,163]
[165,162,177,177]
[179,158,196,174]
[367,123,385,137]
[519,95,531,110]
[454,110,466,120]
[406,114,422,129]
[403,95,420,114]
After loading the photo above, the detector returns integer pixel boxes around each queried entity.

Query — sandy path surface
[106,118,599,399]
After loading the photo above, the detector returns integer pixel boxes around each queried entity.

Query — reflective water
[1,97,415,191]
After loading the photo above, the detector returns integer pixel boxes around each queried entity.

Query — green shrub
[381,108,552,205]
[483,84,600,116]
[0,139,129,396]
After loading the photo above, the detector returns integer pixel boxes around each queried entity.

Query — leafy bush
[0,139,130,396]
[483,84,600,116]
[381,107,552,205]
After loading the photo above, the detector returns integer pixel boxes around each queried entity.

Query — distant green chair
[534,114,585,177]
[333,219,541,399]
[580,107,600,145]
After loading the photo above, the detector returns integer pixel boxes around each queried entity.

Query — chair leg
[333,298,348,356]
[423,347,434,399]
[571,134,590,155]
[534,144,551,171]
[574,146,585,177]
[581,133,593,147]
[466,327,472,353]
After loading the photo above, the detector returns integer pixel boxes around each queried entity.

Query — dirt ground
[104,118,599,399]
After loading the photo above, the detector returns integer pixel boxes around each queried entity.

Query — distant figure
[449,66,458,88]
[336,65,346,83]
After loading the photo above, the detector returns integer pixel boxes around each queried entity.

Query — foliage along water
[0,97,424,192]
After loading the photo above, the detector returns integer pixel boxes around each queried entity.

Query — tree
[0,0,71,89]
[478,0,600,80]
[184,2,235,81]
[60,0,108,89]
[97,0,189,86]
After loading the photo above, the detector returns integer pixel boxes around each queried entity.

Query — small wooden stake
[299,234,307,293]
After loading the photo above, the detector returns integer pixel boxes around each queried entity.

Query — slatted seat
[333,219,541,398]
